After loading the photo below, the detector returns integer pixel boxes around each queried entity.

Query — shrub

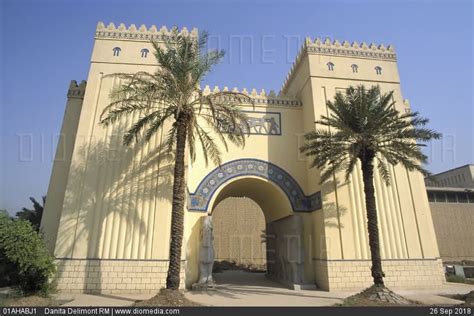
[0,213,56,295]
[446,274,466,283]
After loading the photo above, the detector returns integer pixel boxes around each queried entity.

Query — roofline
[425,164,474,179]
[426,186,474,192]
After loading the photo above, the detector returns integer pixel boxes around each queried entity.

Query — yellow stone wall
[41,81,86,252]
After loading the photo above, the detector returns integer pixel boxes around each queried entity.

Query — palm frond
[301,85,439,184]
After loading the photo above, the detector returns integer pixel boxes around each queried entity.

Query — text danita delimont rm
[45,308,111,315]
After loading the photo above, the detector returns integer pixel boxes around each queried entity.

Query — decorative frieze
[95,22,198,42]
[201,85,302,107]
[189,159,322,212]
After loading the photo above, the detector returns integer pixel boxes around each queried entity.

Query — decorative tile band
[188,158,322,212]
[96,31,179,42]
[307,45,396,61]
[95,22,198,43]
[252,98,302,107]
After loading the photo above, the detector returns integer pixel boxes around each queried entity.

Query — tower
[280,37,444,290]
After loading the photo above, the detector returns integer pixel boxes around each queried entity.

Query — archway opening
[212,197,267,273]
[209,177,307,288]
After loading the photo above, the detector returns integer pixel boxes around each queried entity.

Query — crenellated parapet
[281,37,396,93]
[95,22,198,42]
[306,37,396,61]
[201,85,302,107]
[67,80,87,99]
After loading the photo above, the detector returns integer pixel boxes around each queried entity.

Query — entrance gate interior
[192,175,316,290]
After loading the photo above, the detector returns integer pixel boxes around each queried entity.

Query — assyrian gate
[42,22,445,293]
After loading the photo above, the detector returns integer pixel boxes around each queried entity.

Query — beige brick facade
[55,259,185,294]
[314,258,445,291]
[430,203,474,263]
[213,197,266,269]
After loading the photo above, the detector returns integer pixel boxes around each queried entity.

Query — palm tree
[300,85,440,286]
[100,31,251,290]
[16,196,45,232]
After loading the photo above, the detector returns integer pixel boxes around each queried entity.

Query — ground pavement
[50,270,474,306]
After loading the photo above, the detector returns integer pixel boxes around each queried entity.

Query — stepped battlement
[95,22,198,42]
[201,85,301,107]
[67,80,87,99]
[281,37,397,93]
[305,36,395,57]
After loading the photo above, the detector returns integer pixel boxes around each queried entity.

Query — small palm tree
[300,85,440,286]
[100,31,251,290]
[16,196,45,232]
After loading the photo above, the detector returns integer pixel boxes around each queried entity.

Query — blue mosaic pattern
[188,159,322,212]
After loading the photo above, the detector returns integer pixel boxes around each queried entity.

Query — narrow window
[458,192,468,203]
[113,47,121,57]
[141,48,149,58]
[434,192,446,203]
[427,192,435,202]
[327,62,335,71]
[468,192,474,203]
[351,64,358,73]
[375,66,382,75]
[446,192,457,203]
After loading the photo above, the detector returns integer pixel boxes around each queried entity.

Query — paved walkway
[396,283,474,305]
[52,271,474,306]
[185,270,352,306]
[185,270,474,306]
[55,293,155,306]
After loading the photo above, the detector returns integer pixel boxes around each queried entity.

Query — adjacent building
[425,165,474,265]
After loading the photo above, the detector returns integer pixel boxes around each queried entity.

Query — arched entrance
[208,177,310,288]
[212,197,267,272]
[189,159,320,289]
[189,159,322,213]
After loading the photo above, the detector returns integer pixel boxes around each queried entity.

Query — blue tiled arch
[188,158,322,212]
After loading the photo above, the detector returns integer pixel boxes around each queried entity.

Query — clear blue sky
[0,0,472,213]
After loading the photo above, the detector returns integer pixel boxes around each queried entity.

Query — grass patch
[1,295,54,307]
[0,287,67,307]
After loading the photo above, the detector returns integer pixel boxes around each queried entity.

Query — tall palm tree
[300,85,440,286]
[16,196,45,232]
[100,32,251,290]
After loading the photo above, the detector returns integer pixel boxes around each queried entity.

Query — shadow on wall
[185,218,202,289]
[54,123,174,292]
[311,178,348,268]
[321,178,348,230]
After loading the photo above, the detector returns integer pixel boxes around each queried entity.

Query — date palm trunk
[166,114,188,290]
[360,150,385,286]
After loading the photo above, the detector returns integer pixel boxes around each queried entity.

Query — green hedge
[0,213,56,295]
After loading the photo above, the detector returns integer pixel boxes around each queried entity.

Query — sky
[0,0,473,213]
